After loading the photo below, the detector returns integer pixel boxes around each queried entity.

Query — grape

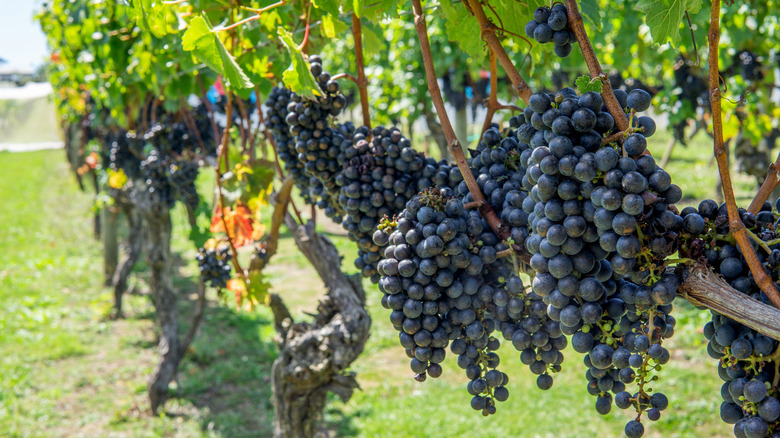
[627,89,652,112]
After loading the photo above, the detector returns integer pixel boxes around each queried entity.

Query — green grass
[0,128,769,437]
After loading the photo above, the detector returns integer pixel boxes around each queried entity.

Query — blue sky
[0,1,48,70]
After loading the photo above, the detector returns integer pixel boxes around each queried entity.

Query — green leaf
[321,13,348,39]
[362,0,401,20]
[634,0,703,47]
[125,0,170,38]
[492,0,536,42]
[277,28,323,98]
[312,0,341,17]
[575,75,603,94]
[361,25,385,58]
[579,0,602,31]
[440,0,485,59]
[182,15,254,90]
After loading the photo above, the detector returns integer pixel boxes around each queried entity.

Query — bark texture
[111,186,144,318]
[270,216,371,438]
[134,188,181,414]
[101,206,119,287]
[679,263,780,341]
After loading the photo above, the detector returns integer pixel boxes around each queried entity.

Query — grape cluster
[339,125,428,282]
[670,57,709,144]
[104,129,142,179]
[284,55,348,197]
[514,85,687,436]
[140,150,176,208]
[265,87,305,193]
[733,50,764,82]
[168,159,200,211]
[693,199,780,438]
[374,188,513,415]
[196,246,233,288]
[524,4,575,58]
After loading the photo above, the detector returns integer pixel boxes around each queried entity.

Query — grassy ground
[0,127,759,437]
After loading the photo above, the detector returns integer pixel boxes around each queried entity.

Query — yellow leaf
[321,13,337,39]
[108,168,128,189]
[233,162,253,181]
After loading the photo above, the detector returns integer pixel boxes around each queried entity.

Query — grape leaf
[320,13,346,39]
[440,0,484,59]
[278,28,323,98]
[210,204,255,248]
[312,0,340,16]
[575,75,603,94]
[634,0,702,47]
[182,15,254,90]
[125,0,170,38]
[492,0,536,43]
[361,25,385,58]
[579,0,602,31]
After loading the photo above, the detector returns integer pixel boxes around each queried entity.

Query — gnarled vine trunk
[111,186,144,318]
[134,188,181,414]
[269,216,371,438]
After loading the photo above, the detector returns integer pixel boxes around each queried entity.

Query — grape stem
[600,124,642,146]
[706,0,780,309]
[744,228,772,254]
[411,0,530,265]
[352,14,372,129]
[462,0,532,105]
[564,0,629,132]
[214,91,247,281]
[464,200,484,210]
[747,150,780,215]
[480,49,524,140]
[331,73,360,84]
[480,50,500,138]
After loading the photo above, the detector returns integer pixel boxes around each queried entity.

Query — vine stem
[331,73,360,83]
[216,1,286,32]
[480,50,499,137]
[411,0,528,264]
[747,150,780,215]
[214,92,247,280]
[707,0,780,309]
[462,0,532,105]
[564,0,629,132]
[352,14,371,128]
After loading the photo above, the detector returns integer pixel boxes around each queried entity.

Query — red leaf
[210,204,254,248]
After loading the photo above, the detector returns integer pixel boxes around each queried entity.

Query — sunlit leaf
[278,28,323,98]
[575,75,603,94]
[634,0,702,47]
[182,15,254,90]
